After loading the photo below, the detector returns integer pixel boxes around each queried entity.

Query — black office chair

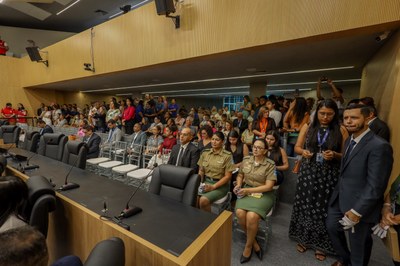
[23,131,40,152]
[84,237,125,266]
[148,164,200,207]
[62,141,88,169]
[22,175,56,238]
[0,125,21,145]
[0,154,6,174]
[38,133,68,161]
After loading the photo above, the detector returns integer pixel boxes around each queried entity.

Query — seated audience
[265,130,289,186]
[145,125,163,154]
[83,125,101,159]
[0,175,28,233]
[0,226,48,266]
[37,119,54,137]
[233,112,248,135]
[241,122,255,149]
[197,131,234,212]
[234,139,277,263]
[252,107,276,142]
[198,125,213,152]
[101,119,122,150]
[159,125,177,154]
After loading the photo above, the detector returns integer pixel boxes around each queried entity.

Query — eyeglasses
[253,146,265,150]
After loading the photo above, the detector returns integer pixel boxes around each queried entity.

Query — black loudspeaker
[155,0,175,15]
[26,47,43,62]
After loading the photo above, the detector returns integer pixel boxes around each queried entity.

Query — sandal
[314,250,326,261]
[296,243,307,253]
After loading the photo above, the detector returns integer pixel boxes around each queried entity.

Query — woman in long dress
[289,99,348,261]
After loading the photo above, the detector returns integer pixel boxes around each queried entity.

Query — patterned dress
[289,129,341,255]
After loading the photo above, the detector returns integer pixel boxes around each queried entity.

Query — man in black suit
[232,112,248,135]
[368,106,390,142]
[326,104,393,266]
[83,125,101,159]
[37,119,53,136]
[168,127,200,171]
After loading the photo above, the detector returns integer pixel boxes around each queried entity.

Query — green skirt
[198,178,229,203]
[235,187,276,220]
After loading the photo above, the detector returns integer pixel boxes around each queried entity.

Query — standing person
[122,98,135,135]
[16,103,28,129]
[282,97,310,157]
[240,95,252,119]
[317,77,345,119]
[0,35,9,56]
[265,130,289,186]
[326,104,393,266]
[134,99,144,124]
[168,127,200,171]
[252,107,276,141]
[197,131,234,212]
[106,101,121,125]
[266,98,282,127]
[1,103,16,125]
[234,139,277,263]
[168,98,179,118]
[289,99,348,261]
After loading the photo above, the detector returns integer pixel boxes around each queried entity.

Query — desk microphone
[0,144,14,158]
[118,163,158,219]
[58,156,81,191]
[22,153,40,172]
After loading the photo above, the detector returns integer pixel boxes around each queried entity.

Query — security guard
[198,131,234,212]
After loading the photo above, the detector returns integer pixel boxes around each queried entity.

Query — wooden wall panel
[360,30,400,184]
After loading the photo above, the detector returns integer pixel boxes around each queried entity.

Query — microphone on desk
[22,153,40,172]
[0,144,15,158]
[58,156,81,191]
[118,163,158,219]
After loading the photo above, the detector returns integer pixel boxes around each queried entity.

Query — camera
[320,77,328,81]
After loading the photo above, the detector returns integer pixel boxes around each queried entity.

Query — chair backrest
[84,237,125,266]
[149,164,200,207]
[0,125,21,145]
[0,155,6,174]
[23,175,56,238]
[37,133,68,161]
[23,131,40,152]
[62,141,87,169]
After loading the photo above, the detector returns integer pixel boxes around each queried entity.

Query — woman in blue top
[168,98,179,118]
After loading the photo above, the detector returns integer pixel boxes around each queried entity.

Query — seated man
[83,125,101,159]
[101,119,122,150]
[0,226,48,266]
[168,127,200,172]
[37,119,53,137]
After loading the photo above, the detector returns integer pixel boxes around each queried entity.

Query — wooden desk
[5,149,232,265]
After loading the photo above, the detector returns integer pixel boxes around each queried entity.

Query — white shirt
[269,109,282,126]
[0,214,27,233]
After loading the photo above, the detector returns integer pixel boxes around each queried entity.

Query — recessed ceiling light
[56,0,81,16]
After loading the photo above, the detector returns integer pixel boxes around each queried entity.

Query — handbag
[383,226,400,262]
[292,156,302,174]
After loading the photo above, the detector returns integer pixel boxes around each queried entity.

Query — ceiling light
[142,86,248,95]
[268,78,361,87]
[57,0,80,16]
[165,92,248,98]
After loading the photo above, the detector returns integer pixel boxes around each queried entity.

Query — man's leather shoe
[331,261,346,266]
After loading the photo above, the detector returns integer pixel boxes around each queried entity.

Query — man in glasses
[168,127,200,171]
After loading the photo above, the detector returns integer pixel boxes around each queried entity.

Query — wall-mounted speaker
[155,0,175,15]
[26,47,43,62]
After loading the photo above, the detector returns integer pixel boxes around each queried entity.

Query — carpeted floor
[230,202,393,266]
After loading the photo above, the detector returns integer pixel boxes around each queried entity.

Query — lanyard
[317,128,329,149]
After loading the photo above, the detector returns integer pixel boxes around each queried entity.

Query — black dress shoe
[240,249,252,264]
[254,239,264,260]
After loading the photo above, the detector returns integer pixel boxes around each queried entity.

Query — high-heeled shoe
[240,248,252,264]
[254,239,264,261]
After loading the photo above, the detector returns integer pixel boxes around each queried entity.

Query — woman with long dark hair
[282,97,310,156]
[252,107,276,141]
[122,97,135,135]
[0,176,28,233]
[265,130,289,186]
[289,99,348,261]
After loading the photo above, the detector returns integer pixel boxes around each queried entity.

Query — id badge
[316,152,324,163]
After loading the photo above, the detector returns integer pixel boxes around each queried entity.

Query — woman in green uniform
[198,131,234,212]
[234,139,277,263]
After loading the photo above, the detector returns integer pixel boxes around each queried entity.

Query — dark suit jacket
[233,118,248,135]
[369,117,390,142]
[168,142,200,171]
[39,125,54,136]
[329,131,393,223]
[131,131,147,147]
[85,133,101,159]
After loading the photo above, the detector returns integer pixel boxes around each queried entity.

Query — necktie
[107,129,114,142]
[176,146,184,166]
[343,140,356,162]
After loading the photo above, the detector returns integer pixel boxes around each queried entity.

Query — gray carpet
[230,202,393,266]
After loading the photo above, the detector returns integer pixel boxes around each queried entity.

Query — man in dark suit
[326,104,393,266]
[168,127,200,171]
[368,106,390,142]
[129,123,147,148]
[83,125,101,159]
[233,112,248,135]
[37,119,53,136]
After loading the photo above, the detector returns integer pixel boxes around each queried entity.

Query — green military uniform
[197,148,235,203]
[235,155,277,220]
